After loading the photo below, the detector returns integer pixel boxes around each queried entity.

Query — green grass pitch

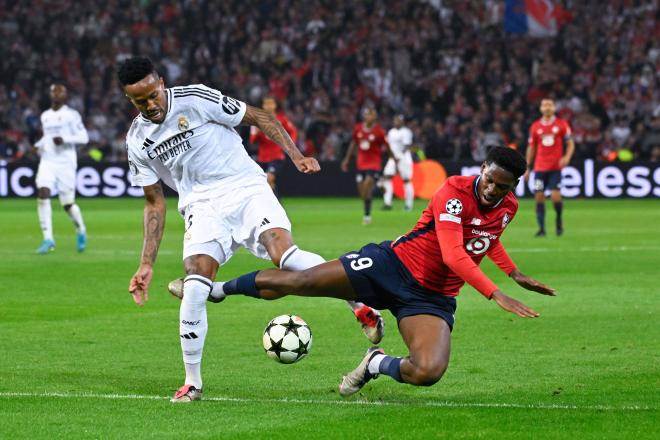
[0,197,658,439]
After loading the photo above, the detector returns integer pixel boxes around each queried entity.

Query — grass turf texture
[0,197,658,439]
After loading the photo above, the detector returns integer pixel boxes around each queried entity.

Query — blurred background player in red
[341,108,392,225]
[524,98,575,237]
[250,96,298,197]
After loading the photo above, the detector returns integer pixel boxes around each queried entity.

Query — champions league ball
[262,314,312,364]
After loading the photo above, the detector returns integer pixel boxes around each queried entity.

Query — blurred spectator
[0,0,657,164]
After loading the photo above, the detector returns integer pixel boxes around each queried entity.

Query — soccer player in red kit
[341,108,392,225]
[250,96,298,195]
[524,98,575,236]
[211,147,555,396]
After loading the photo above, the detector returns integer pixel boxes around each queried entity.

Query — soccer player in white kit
[34,84,89,254]
[382,115,414,211]
[118,57,384,402]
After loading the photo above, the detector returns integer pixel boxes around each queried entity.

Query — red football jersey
[528,117,572,171]
[352,123,387,171]
[250,112,298,163]
[392,175,518,298]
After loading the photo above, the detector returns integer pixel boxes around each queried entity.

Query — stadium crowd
[1,0,659,163]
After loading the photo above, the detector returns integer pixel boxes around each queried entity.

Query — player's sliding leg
[221,260,358,301]
[551,190,563,236]
[339,314,450,397]
[36,187,55,254]
[61,191,87,252]
[403,179,414,211]
[534,190,546,237]
[171,254,218,403]
[259,228,384,343]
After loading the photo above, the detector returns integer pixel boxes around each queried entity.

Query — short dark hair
[117,57,157,87]
[485,146,527,179]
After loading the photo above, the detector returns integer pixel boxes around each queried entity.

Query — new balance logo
[260,218,270,227]
[180,332,198,340]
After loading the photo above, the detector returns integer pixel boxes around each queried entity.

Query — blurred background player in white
[118,57,384,403]
[382,115,414,211]
[249,96,297,197]
[34,83,89,254]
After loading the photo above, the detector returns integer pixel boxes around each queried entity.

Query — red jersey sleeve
[486,240,517,275]
[431,186,499,299]
[352,124,360,143]
[527,122,537,147]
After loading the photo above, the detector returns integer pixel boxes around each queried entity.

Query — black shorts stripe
[173,92,220,104]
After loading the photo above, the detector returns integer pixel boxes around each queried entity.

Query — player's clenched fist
[129,264,153,306]
[294,157,321,174]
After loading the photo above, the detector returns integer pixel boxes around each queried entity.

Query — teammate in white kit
[117,57,384,402]
[34,84,89,254]
[382,115,414,211]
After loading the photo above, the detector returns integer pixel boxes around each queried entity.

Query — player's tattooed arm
[141,182,166,266]
[129,183,166,306]
[242,105,320,174]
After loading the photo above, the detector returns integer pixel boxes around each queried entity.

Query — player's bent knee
[410,361,447,386]
[63,204,72,212]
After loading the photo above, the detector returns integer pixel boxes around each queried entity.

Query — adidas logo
[260,218,270,227]
[141,138,154,150]
[180,332,198,340]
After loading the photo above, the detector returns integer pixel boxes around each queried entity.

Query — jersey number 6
[350,257,373,271]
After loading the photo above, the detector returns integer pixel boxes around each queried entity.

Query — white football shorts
[383,153,413,180]
[181,183,292,265]
[35,160,77,205]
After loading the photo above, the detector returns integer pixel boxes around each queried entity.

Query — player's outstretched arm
[509,269,556,296]
[242,105,320,174]
[491,290,540,318]
[129,183,166,306]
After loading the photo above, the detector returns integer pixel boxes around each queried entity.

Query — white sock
[404,182,414,209]
[209,281,225,300]
[67,203,86,233]
[368,354,386,375]
[180,275,211,388]
[383,179,393,206]
[37,198,53,241]
[280,245,365,312]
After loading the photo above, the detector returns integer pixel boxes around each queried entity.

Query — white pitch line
[0,391,653,412]
[507,245,660,253]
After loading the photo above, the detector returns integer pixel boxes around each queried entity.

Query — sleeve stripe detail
[174,86,221,100]
[173,91,220,104]
[439,213,461,224]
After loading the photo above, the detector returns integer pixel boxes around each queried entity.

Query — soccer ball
[262,314,312,364]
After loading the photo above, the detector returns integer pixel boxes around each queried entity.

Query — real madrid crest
[178,115,189,131]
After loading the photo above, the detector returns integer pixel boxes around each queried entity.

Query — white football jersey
[125,84,267,210]
[386,126,413,159]
[36,105,89,165]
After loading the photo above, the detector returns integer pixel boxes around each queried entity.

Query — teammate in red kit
[250,96,298,195]
[212,147,555,396]
[524,98,575,237]
[341,108,392,225]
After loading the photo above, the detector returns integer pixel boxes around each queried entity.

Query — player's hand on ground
[129,264,153,306]
[523,170,531,182]
[510,270,556,296]
[53,136,64,145]
[491,290,540,318]
[294,157,321,174]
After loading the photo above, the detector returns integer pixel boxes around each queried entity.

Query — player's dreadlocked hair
[485,146,527,179]
[117,57,158,87]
